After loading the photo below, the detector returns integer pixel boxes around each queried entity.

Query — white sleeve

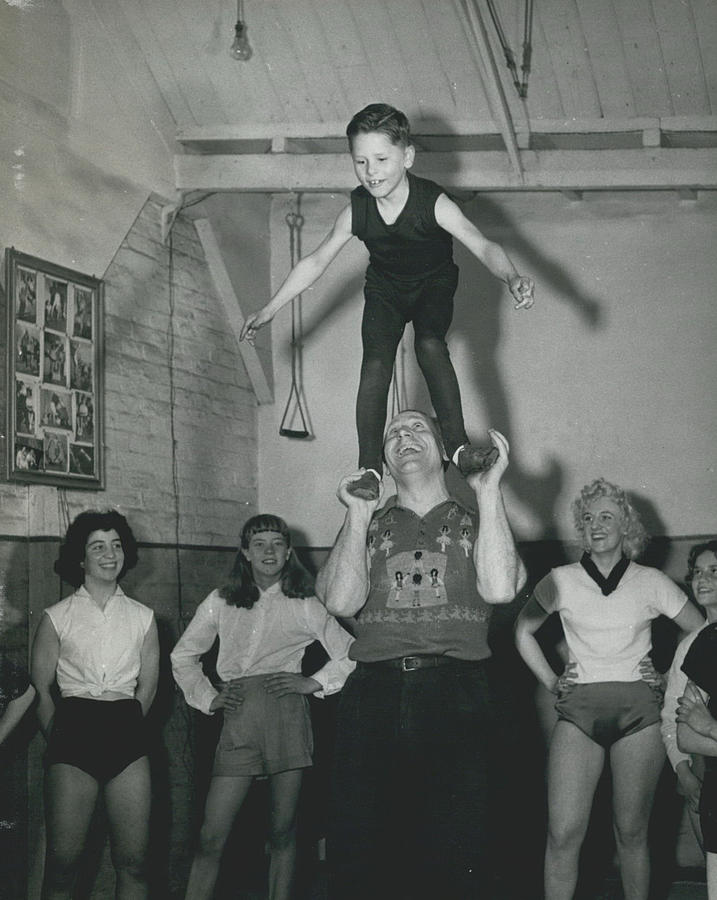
[660,628,703,771]
[653,571,690,619]
[302,598,355,698]
[171,595,221,715]
[533,571,559,615]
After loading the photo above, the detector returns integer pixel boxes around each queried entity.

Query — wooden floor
[227,867,709,900]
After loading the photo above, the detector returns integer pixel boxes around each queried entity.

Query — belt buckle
[401,656,421,672]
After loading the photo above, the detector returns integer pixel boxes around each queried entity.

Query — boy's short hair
[346,103,411,149]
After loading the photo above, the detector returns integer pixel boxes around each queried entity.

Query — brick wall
[1,195,262,898]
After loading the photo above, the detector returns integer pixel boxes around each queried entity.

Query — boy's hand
[240,308,274,344]
[508,275,535,310]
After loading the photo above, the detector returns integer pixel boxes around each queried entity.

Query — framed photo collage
[5,248,104,489]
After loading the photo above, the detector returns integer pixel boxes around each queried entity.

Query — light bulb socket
[230,20,252,60]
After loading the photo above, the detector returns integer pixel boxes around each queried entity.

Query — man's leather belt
[361,655,481,672]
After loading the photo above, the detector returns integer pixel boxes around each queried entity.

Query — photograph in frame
[5,247,104,488]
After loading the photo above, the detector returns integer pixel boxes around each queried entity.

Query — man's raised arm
[315,473,379,617]
[468,429,526,604]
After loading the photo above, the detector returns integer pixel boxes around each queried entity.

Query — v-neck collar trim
[580,553,630,596]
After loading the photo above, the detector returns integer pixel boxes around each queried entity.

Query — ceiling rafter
[454,0,524,181]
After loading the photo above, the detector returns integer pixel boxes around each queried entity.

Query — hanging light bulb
[230,0,252,61]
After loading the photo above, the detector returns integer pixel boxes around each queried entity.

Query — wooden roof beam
[454,0,524,183]
[175,148,717,193]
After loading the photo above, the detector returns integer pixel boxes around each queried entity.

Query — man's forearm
[473,489,525,603]
[316,511,372,617]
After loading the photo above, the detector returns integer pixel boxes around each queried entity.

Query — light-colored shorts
[212,674,313,777]
[555,680,661,749]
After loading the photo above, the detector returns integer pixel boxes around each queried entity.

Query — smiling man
[316,408,526,899]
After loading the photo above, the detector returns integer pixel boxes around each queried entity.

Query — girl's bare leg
[268,769,304,900]
[183,775,254,900]
[545,722,605,900]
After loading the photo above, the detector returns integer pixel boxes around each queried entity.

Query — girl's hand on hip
[209,679,245,712]
[555,661,578,695]
[263,673,320,698]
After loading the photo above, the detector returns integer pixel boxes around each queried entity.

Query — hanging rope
[279,198,311,439]
[485,0,533,99]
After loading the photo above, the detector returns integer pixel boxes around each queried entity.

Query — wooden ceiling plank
[458,0,523,180]
[58,0,175,174]
[247,2,323,125]
[343,0,420,116]
[613,0,673,116]
[202,0,286,125]
[125,0,227,126]
[685,0,717,114]
[533,0,602,118]
[117,0,196,126]
[273,0,350,122]
[170,0,258,124]
[84,0,176,150]
[418,0,493,121]
[381,0,460,118]
[175,148,717,192]
[519,2,567,119]
[651,0,710,116]
[574,0,635,118]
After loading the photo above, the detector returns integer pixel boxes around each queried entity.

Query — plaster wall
[258,189,717,546]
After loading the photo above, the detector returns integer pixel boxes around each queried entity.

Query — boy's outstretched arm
[434,193,534,309]
[241,203,354,342]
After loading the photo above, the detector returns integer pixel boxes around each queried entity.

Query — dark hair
[219,514,315,610]
[54,509,139,587]
[687,540,717,583]
[346,103,411,150]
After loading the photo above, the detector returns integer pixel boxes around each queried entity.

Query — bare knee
[548,820,587,856]
[269,818,297,853]
[196,822,230,861]
[613,818,648,851]
[44,846,82,891]
[111,845,148,882]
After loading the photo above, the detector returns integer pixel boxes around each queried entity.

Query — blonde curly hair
[571,477,648,560]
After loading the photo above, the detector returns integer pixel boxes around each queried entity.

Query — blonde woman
[515,478,703,900]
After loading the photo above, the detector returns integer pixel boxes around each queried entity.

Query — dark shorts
[46,696,147,783]
[700,767,717,853]
[555,681,661,749]
[213,675,313,777]
[362,262,460,347]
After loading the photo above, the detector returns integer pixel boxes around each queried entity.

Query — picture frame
[5,248,104,489]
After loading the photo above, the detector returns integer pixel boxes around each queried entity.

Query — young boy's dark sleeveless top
[350,172,453,281]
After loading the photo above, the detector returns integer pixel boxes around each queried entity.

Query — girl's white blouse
[171,582,355,714]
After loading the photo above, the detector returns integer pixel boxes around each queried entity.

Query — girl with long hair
[172,514,354,900]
